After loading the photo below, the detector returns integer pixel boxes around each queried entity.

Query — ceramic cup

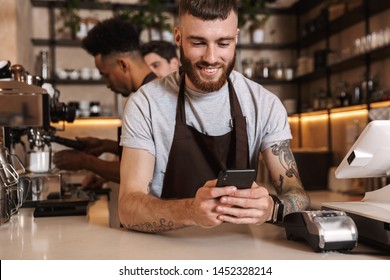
[91,68,101,80]
[80,67,91,80]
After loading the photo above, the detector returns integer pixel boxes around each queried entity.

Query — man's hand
[76,137,106,156]
[214,182,274,225]
[53,149,90,171]
[188,179,239,228]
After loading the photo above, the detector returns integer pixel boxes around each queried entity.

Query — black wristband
[269,194,284,224]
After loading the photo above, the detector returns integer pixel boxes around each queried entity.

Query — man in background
[53,17,156,187]
[140,40,180,77]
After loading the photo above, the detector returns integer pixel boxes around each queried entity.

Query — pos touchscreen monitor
[335,120,390,179]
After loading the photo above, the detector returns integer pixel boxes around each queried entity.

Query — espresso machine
[0,60,84,221]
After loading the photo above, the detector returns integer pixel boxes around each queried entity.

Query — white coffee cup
[68,69,79,80]
[80,67,91,80]
[56,68,68,79]
[91,68,101,80]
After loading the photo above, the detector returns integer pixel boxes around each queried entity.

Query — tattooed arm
[214,140,309,225]
[118,141,310,232]
[262,140,310,216]
[119,147,236,233]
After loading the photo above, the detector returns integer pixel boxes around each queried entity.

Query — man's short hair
[81,17,140,56]
[178,0,238,21]
[140,41,178,62]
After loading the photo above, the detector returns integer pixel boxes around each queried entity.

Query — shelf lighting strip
[329,109,368,120]
[51,118,122,130]
[288,109,368,123]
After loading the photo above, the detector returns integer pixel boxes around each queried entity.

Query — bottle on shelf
[361,77,378,102]
[351,83,362,105]
[38,50,49,80]
[335,81,350,107]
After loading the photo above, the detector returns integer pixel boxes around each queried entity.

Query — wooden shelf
[31,0,178,12]
[32,38,82,47]
[250,77,294,85]
[31,0,298,15]
[298,0,390,49]
[237,42,296,50]
[291,0,323,16]
[293,44,390,83]
[51,78,104,85]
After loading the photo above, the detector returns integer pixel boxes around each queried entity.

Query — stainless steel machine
[0,61,78,222]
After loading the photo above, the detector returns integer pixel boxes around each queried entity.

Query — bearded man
[119,0,310,233]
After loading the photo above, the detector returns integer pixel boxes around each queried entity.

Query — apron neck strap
[227,78,249,169]
[227,78,244,119]
[176,73,186,125]
[176,74,249,168]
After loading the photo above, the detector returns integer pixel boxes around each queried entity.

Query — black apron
[161,75,249,199]
[142,72,157,85]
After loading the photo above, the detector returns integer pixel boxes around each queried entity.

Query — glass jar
[284,66,294,81]
[273,62,285,80]
[254,58,270,79]
[241,58,254,78]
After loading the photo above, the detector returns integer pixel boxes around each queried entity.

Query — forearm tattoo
[271,140,300,192]
[126,219,176,233]
[271,140,300,180]
[282,188,310,213]
[270,140,309,213]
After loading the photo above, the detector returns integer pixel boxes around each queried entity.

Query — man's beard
[180,46,236,92]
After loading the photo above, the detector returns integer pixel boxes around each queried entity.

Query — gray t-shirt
[120,70,292,197]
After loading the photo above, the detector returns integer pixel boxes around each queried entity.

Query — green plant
[57,0,100,38]
[145,0,172,31]
[238,0,272,28]
[58,0,81,37]
[117,0,172,33]
[117,9,149,31]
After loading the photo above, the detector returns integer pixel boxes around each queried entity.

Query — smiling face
[174,11,239,93]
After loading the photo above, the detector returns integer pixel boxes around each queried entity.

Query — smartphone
[216,169,256,189]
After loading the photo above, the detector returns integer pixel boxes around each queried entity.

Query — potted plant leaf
[144,0,173,41]
[239,0,274,44]
[116,0,173,42]
[57,0,81,39]
[116,8,149,37]
[57,0,101,40]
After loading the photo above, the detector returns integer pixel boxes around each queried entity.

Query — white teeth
[204,68,217,73]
